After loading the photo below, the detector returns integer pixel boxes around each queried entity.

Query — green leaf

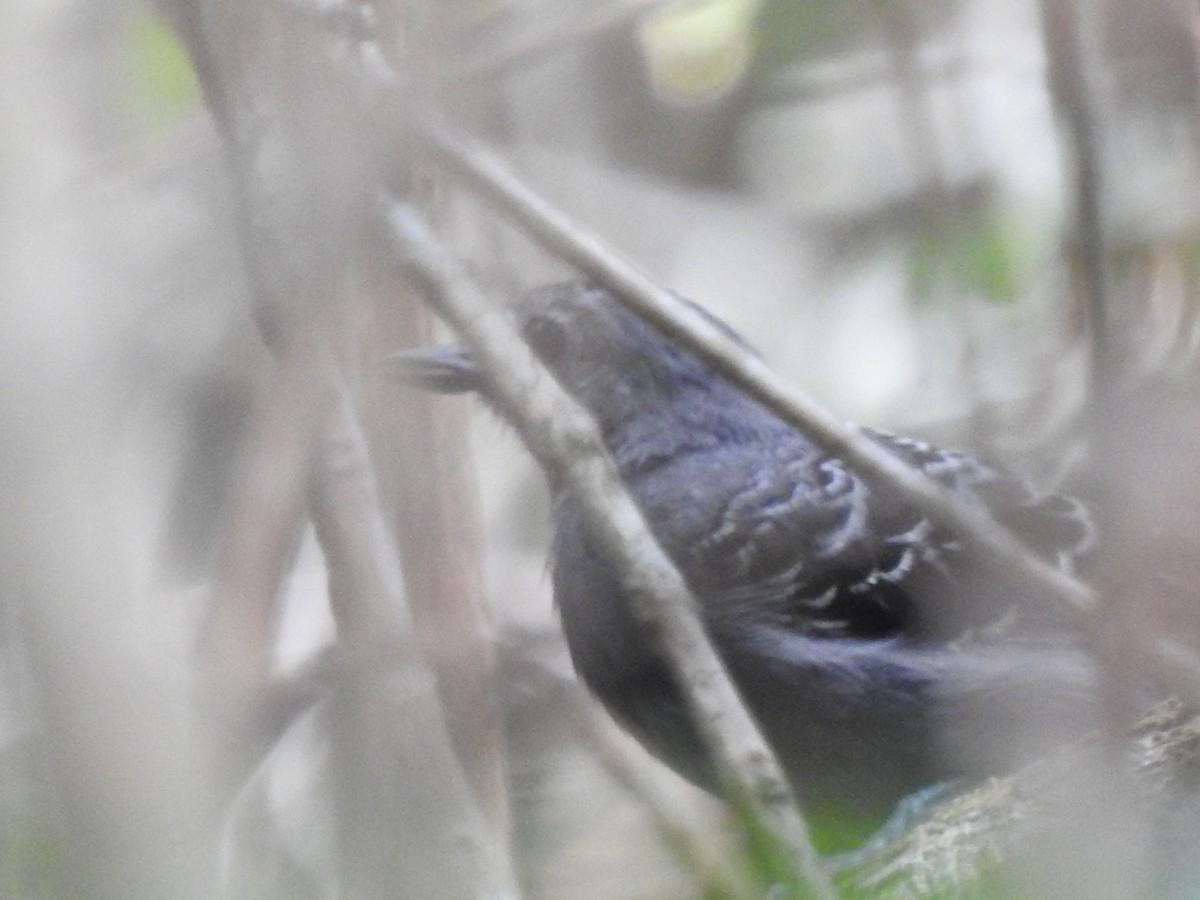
[125,14,199,134]
[908,205,1052,309]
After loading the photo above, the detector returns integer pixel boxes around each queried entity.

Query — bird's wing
[865,430,1095,572]
[635,431,1092,642]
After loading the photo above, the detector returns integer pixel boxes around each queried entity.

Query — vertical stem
[1039,0,1113,395]
[359,265,512,842]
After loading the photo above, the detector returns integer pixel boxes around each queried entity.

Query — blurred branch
[502,643,754,897]
[309,353,520,900]
[198,321,327,785]
[166,1,518,895]
[1038,0,1113,394]
[357,265,511,840]
[1035,1,1200,727]
[2,3,216,896]
[836,700,1200,897]
[409,121,1098,620]
[385,202,836,900]
[307,350,411,637]
[568,690,756,899]
[873,0,947,194]
[212,352,519,898]
[500,644,754,898]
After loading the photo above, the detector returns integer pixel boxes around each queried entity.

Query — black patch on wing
[715,430,1092,643]
[865,429,1095,566]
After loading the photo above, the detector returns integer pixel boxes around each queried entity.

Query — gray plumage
[390,281,1098,848]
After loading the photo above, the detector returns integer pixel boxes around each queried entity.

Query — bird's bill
[378,345,482,394]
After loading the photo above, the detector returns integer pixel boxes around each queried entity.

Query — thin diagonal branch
[502,649,755,898]
[568,689,757,899]
[410,121,1098,620]
[386,201,836,900]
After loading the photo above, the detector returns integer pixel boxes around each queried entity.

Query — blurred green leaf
[738,806,813,896]
[749,0,961,86]
[1,746,66,900]
[963,210,1019,303]
[734,800,881,896]
[638,0,762,104]
[751,0,876,77]
[125,14,198,134]
[908,205,1051,309]
[909,227,945,306]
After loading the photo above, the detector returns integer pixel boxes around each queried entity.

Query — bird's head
[383,281,758,444]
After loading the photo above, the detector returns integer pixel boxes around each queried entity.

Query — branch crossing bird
[387,281,1098,850]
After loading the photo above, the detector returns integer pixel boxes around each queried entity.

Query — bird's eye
[524,314,570,364]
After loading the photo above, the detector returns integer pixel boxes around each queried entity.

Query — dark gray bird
[389,281,1097,849]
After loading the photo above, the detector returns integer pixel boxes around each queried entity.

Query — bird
[387,281,1098,850]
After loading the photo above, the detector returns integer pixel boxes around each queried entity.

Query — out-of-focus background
[4,0,1200,897]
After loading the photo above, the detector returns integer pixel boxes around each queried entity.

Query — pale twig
[411,122,1098,620]
[386,201,837,899]
[167,1,520,891]
[570,696,758,900]
[357,267,511,841]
